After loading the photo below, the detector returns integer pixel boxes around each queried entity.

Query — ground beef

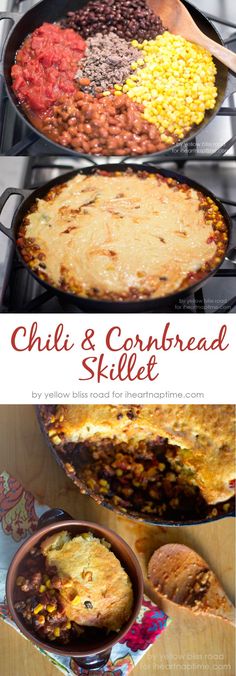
[76,32,141,92]
[62,0,165,42]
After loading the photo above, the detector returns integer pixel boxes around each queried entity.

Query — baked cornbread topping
[14,530,133,644]
[17,171,228,301]
[43,405,235,520]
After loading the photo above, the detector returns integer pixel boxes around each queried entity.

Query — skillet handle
[225,248,236,265]
[0,13,21,64]
[206,15,236,30]
[0,187,31,242]
[37,508,73,530]
[202,26,236,98]
[224,72,236,99]
[0,12,20,21]
[226,210,236,265]
[225,212,236,265]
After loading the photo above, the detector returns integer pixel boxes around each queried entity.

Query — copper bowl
[6,508,143,671]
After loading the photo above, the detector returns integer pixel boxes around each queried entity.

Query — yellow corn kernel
[46,579,51,589]
[87,478,96,489]
[33,604,44,615]
[122,31,217,144]
[126,78,135,87]
[39,584,46,593]
[99,479,109,487]
[54,627,60,638]
[46,604,56,613]
[52,435,61,445]
[71,595,81,606]
[114,84,122,90]
[102,91,111,96]
[66,621,71,629]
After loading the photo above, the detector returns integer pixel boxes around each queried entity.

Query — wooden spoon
[148,543,235,626]
[147,0,236,73]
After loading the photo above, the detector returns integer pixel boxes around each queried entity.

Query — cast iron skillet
[0,0,236,159]
[0,161,234,313]
[37,406,235,527]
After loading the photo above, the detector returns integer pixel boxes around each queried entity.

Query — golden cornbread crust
[148,405,235,504]
[48,405,235,505]
[54,404,165,445]
[41,531,133,632]
[17,171,228,301]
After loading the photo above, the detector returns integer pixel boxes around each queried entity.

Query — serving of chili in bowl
[6,510,143,670]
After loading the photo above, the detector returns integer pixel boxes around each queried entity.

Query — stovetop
[0,0,236,312]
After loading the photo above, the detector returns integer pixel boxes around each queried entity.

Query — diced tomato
[11,22,86,115]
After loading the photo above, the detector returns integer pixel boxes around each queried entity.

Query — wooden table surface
[0,405,235,676]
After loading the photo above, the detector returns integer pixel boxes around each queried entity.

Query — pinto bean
[41,92,165,156]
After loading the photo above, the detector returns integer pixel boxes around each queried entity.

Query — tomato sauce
[11,23,85,114]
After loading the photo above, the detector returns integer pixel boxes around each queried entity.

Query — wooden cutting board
[0,405,235,676]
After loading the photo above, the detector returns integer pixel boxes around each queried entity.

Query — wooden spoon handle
[148,544,236,626]
[193,33,236,74]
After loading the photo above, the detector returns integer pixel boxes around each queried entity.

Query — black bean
[61,0,164,42]
[127,410,136,420]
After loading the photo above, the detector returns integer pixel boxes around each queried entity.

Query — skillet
[0,0,236,158]
[37,405,235,527]
[0,161,234,313]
